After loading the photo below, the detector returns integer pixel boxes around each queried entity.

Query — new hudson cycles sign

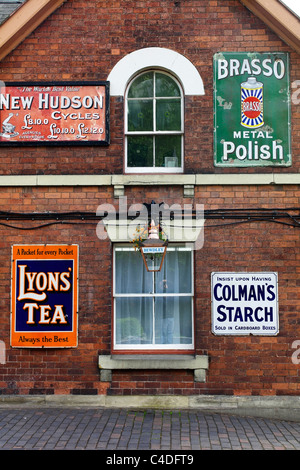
[213,52,291,167]
[11,245,78,348]
[211,272,279,335]
[0,82,109,145]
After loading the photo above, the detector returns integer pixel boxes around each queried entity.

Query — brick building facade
[0,0,299,409]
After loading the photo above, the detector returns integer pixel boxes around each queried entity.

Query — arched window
[125,70,184,173]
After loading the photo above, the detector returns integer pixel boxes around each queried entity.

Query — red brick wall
[0,186,114,395]
[0,185,299,396]
[0,0,299,175]
[0,0,299,396]
[109,185,300,396]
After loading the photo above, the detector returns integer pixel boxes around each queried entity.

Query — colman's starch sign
[213,52,291,167]
[11,245,78,348]
[211,272,279,336]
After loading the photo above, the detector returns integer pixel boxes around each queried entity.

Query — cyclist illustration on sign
[0,112,19,138]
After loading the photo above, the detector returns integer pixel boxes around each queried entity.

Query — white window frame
[124,70,184,174]
[113,244,194,351]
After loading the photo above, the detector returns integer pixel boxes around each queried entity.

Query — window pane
[128,72,154,98]
[115,298,153,344]
[155,135,181,168]
[155,248,192,294]
[128,100,153,131]
[155,297,193,345]
[115,249,153,294]
[156,99,181,131]
[128,136,153,167]
[156,73,180,97]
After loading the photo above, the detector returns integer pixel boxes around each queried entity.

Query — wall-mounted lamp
[140,219,168,272]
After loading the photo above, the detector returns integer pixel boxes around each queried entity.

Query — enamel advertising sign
[11,245,78,348]
[0,82,109,145]
[211,272,279,335]
[213,52,291,167]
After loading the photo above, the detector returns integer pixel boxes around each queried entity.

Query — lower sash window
[113,245,194,351]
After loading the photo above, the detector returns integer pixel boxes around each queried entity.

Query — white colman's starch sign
[211,272,279,335]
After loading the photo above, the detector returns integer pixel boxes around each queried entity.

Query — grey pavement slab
[0,407,299,451]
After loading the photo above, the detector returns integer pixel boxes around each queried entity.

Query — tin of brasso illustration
[241,76,264,128]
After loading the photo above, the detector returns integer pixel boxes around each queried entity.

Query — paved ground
[0,407,299,451]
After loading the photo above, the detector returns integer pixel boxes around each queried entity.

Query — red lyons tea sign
[11,245,79,348]
[0,82,109,145]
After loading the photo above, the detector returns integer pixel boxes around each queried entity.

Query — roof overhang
[240,0,300,54]
[0,0,66,61]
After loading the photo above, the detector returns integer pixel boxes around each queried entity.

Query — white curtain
[115,247,192,346]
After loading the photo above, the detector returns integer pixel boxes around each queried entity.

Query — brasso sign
[211,272,279,335]
[0,82,109,145]
[213,52,291,167]
[11,245,78,347]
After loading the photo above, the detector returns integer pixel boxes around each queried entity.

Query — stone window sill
[98,354,209,383]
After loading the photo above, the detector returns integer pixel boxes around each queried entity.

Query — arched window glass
[125,71,184,173]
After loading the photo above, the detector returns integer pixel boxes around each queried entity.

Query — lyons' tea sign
[213,52,291,167]
[11,245,78,348]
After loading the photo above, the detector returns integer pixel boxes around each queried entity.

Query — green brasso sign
[213,52,291,167]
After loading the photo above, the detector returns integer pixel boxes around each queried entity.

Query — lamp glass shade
[140,239,167,272]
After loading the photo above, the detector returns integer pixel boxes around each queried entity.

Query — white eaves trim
[0,0,66,61]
